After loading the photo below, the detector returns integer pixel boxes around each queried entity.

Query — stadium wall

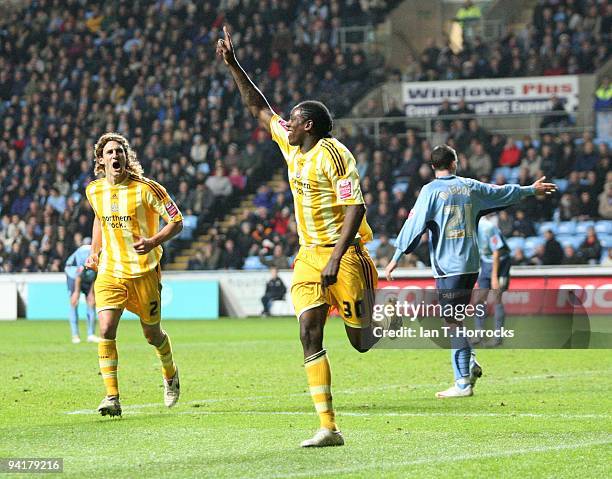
[1,268,610,320]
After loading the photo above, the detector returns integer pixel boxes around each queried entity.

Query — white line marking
[172,410,609,420]
[65,369,612,415]
[269,440,612,479]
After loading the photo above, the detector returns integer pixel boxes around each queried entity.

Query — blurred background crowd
[0,0,610,274]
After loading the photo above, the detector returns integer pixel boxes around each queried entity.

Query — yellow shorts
[291,243,378,328]
[94,266,162,325]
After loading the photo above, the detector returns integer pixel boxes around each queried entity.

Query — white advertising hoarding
[402,75,579,117]
[0,282,18,320]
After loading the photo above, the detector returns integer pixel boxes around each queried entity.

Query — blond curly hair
[93,132,144,177]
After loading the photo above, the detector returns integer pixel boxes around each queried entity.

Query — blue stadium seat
[243,256,267,270]
[557,234,582,250]
[524,236,545,257]
[506,236,525,252]
[392,181,409,194]
[552,178,568,193]
[556,221,577,235]
[595,221,612,235]
[575,221,595,235]
[532,139,540,148]
[600,235,612,248]
[538,221,558,235]
[601,248,610,263]
[514,140,523,150]
[178,214,197,240]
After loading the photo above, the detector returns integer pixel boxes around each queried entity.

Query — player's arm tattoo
[227,62,274,131]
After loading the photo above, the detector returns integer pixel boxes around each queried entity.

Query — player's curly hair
[93,132,143,177]
[295,101,333,138]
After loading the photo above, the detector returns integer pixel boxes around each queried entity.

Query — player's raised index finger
[223,25,231,42]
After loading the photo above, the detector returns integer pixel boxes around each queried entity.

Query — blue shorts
[67,277,94,296]
[435,273,479,307]
[478,256,511,290]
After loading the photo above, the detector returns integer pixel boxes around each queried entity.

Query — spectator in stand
[602,248,612,266]
[540,96,570,129]
[594,77,611,141]
[512,248,530,266]
[374,234,395,267]
[206,165,233,199]
[599,173,612,219]
[512,210,536,237]
[542,230,564,265]
[220,239,243,270]
[467,141,492,179]
[578,227,602,264]
[574,141,599,173]
[499,138,521,167]
[187,250,206,271]
[561,245,584,265]
[259,243,290,270]
[558,193,580,221]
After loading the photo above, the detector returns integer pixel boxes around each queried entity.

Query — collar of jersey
[104,175,131,187]
[437,175,456,180]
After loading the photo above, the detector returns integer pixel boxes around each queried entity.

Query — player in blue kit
[65,239,99,344]
[473,215,511,347]
[385,145,556,398]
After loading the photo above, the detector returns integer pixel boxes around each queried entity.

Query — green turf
[1,318,610,478]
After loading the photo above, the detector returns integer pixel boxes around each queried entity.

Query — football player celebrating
[85,132,183,417]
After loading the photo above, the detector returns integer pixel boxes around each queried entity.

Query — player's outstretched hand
[216,25,236,66]
[85,253,99,272]
[134,236,155,255]
[532,176,557,197]
[384,259,398,282]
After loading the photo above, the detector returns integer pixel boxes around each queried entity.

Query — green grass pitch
[1,318,610,478]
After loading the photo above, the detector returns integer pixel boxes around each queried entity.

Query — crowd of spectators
[0,0,398,273]
[0,0,609,274]
[398,0,610,82]
[189,118,611,270]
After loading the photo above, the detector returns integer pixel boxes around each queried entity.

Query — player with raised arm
[385,145,556,398]
[473,214,511,347]
[85,132,183,417]
[217,26,377,447]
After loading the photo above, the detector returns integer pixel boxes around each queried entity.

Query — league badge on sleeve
[337,179,353,200]
[165,200,179,219]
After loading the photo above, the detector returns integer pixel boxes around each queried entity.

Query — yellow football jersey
[270,114,373,246]
[85,174,183,278]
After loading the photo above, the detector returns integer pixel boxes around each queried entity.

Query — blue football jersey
[392,175,534,277]
[65,245,93,280]
[477,217,510,264]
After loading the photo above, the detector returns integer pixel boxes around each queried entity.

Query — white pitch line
[172,410,609,420]
[268,439,612,479]
[64,369,612,415]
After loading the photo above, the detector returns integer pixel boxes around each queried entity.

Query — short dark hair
[430,144,457,170]
[294,101,333,138]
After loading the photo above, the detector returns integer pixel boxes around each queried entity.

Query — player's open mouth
[112,161,121,169]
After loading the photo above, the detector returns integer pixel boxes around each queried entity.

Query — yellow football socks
[98,339,119,398]
[155,333,176,380]
[304,349,337,431]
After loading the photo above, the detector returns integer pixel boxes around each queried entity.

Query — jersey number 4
[443,204,474,239]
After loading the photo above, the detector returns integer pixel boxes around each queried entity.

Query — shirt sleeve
[269,114,293,163]
[144,180,183,223]
[392,188,431,261]
[488,226,505,253]
[470,179,535,214]
[320,141,365,206]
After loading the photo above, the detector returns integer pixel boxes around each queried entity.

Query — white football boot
[97,396,122,417]
[300,428,345,447]
[435,384,473,398]
[163,367,180,408]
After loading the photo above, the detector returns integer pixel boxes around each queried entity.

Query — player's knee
[98,323,116,339]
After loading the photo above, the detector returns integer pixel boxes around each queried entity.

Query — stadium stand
[0,0,610,273]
